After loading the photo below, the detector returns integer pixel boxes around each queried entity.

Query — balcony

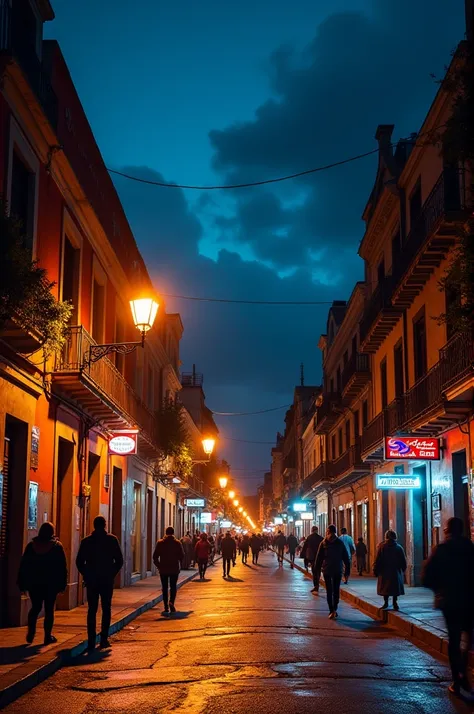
[391,169,469,309]
[301,462,329,498]
[359,277,403,353]
[361,332,474,457]
[341,353,371,403]
[315,392,343,433]
[181,372,203,387]
[177,473,210,499]
[0,0,58,129]
[53,326,158,455]
[328,443,370,483]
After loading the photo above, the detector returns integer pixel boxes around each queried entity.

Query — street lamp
[243,511,247,517]
[202,437,215,456]
[233,499,239,507]
[228,490,235,500]
[219,476,228,489]
[86,297,159,366]
[238,506,243,513]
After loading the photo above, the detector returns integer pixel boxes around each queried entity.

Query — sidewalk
[282,554,473,664]
[0,565,203,708]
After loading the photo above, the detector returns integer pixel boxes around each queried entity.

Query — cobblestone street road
[4,551,471,714]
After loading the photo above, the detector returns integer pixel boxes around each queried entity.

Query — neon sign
[384,437,440,461]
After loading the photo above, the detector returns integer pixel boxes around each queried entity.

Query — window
[362,400,368,428]
[61,236,80,323]
[354,409,360,440]
[413,308,427,381]
[338,428,343,456]
[10,150,36,253]
[409,181,422,232]
[91,279,105,343]
[394,340,404,398]
[380,358,388,408]
[331,434,336,460]
[345,420,351,449]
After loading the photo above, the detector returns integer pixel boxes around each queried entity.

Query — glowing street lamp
[219,476,228,489]
[238,506,243,513]
[243,511,247,517]
[86,296,159,366]
[228,490,236,500]
[202,437,216,456]
[233,499,239,507]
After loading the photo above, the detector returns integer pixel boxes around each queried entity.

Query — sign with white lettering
[293,502,307,512]
[301,512,313,520]
[376,474,421,490]
[384,437,440,461]
[199,512,212,523]
[108,432,138,456]
[185,498,206,508]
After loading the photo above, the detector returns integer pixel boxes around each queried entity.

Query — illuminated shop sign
[108,431,138,456]
[220,520,232,528]
[185,498,206,508]
[274,517,283,525]
[301,512,313,520]
[384,437,440,461]
[376,474,421,490]
[199,512,212,523]
[293,502,307,512]
[295,520,303,526]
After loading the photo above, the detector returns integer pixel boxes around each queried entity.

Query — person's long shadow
[64,648,111,666]
[164,610,194,620]
[0,643,43,666]
[225,576,244,582]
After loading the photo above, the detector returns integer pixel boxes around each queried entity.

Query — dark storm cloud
[208,1,463,271]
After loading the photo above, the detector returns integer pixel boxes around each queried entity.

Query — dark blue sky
[46,1,465,494]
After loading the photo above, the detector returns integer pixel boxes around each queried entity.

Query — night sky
[46,1,465,495]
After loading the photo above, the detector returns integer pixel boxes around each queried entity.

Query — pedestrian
[76,515,124,651]
[208,535,215,565]
[301,526,323,593]
[191,531,200,567]
[17,521,67,645]
[240,533,250,564]
[373,530,407,611]
[314,525,350,619]
[356,537,367,576]
[250,532,261,564]
[339,528,356,584]
[287,532,299,568]
[423,517,474,701]
[274,530,287,567]
[181,532,193,570]
[221,531,237,577]
[217,532,223,555]
[195,532,211,580]
[153,526,185,612]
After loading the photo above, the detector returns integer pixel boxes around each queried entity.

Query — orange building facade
[0,1,212,627]
[302,51,473,584]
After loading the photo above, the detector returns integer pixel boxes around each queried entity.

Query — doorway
[452,450,470,538]
[395,491,407,550]
[111,467,123,541]
[56,438,74,607]
[412,465,428,585]
[1,417,28,626]
[160,497,166,539]
[146,489,153,572]
[131,483,142,574]
[88,452,101,533]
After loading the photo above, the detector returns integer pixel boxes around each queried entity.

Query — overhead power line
[162,293,333,305]
[211,404,290,416]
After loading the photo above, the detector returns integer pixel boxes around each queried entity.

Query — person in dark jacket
[373,530,407,611]
[301,526,323,593]
[250,533,261,564]
[17,521,67,645]
[274,531,287,567]
[154,527,185,608]
[356,537,367,576]
[221,532,237,577]
[76,515,124,651]
[314,525,350,618]
[195,532,211,580]
[423,517,474,701]
[240,534,250,564]
[287,533,299,567]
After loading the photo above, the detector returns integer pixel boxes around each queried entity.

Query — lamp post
[218,476,228,526]
[85,297,159,367]
[192,436,217,465]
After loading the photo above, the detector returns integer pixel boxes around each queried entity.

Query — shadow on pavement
[167,611,194,619]
[0,643,43,665]
[65,649,111,666]
[224,576,244,583]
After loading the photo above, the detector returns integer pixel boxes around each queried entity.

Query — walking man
[76,515,124,651]
[423,517,474,701]
[221,532,237,577]
[314,525,350,619]
[274,530,287,567]
[301,526,323,593]
[250,532,261,564]
[153,526,185,611]
[339,528,355,584]
[287,532,298,568]
[195,532,211,580]
[240,533,250,564]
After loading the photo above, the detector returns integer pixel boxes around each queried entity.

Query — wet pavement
[3,550,472,713]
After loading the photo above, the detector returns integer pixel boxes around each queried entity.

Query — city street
[3,551,469,714]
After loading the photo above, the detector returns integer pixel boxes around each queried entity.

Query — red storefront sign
[108,431,138,456]
[384,436,440,461]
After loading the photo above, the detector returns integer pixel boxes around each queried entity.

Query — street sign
[274,516,283,525]
[384,436,440,460]
[376,474,422,490]
[301,512,313,520]
[220,520,232,528]
[108,432,138,456]
[199,512,212,523]
[293,502,307,511]
[185,498,206,508]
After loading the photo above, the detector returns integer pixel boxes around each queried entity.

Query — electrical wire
[162,293,333,305]
[211,404,290,416]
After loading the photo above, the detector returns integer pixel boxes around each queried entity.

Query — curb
[278,552,473,665]
[0,566,204,708]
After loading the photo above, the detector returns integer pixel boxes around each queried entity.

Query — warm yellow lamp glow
[130,298,159,333]
[219,476,228,489]
[228,490,235,500]
[238,506,243,513]
[243,511,247,517]
[202,437,215,456]
[233,499,239,507]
